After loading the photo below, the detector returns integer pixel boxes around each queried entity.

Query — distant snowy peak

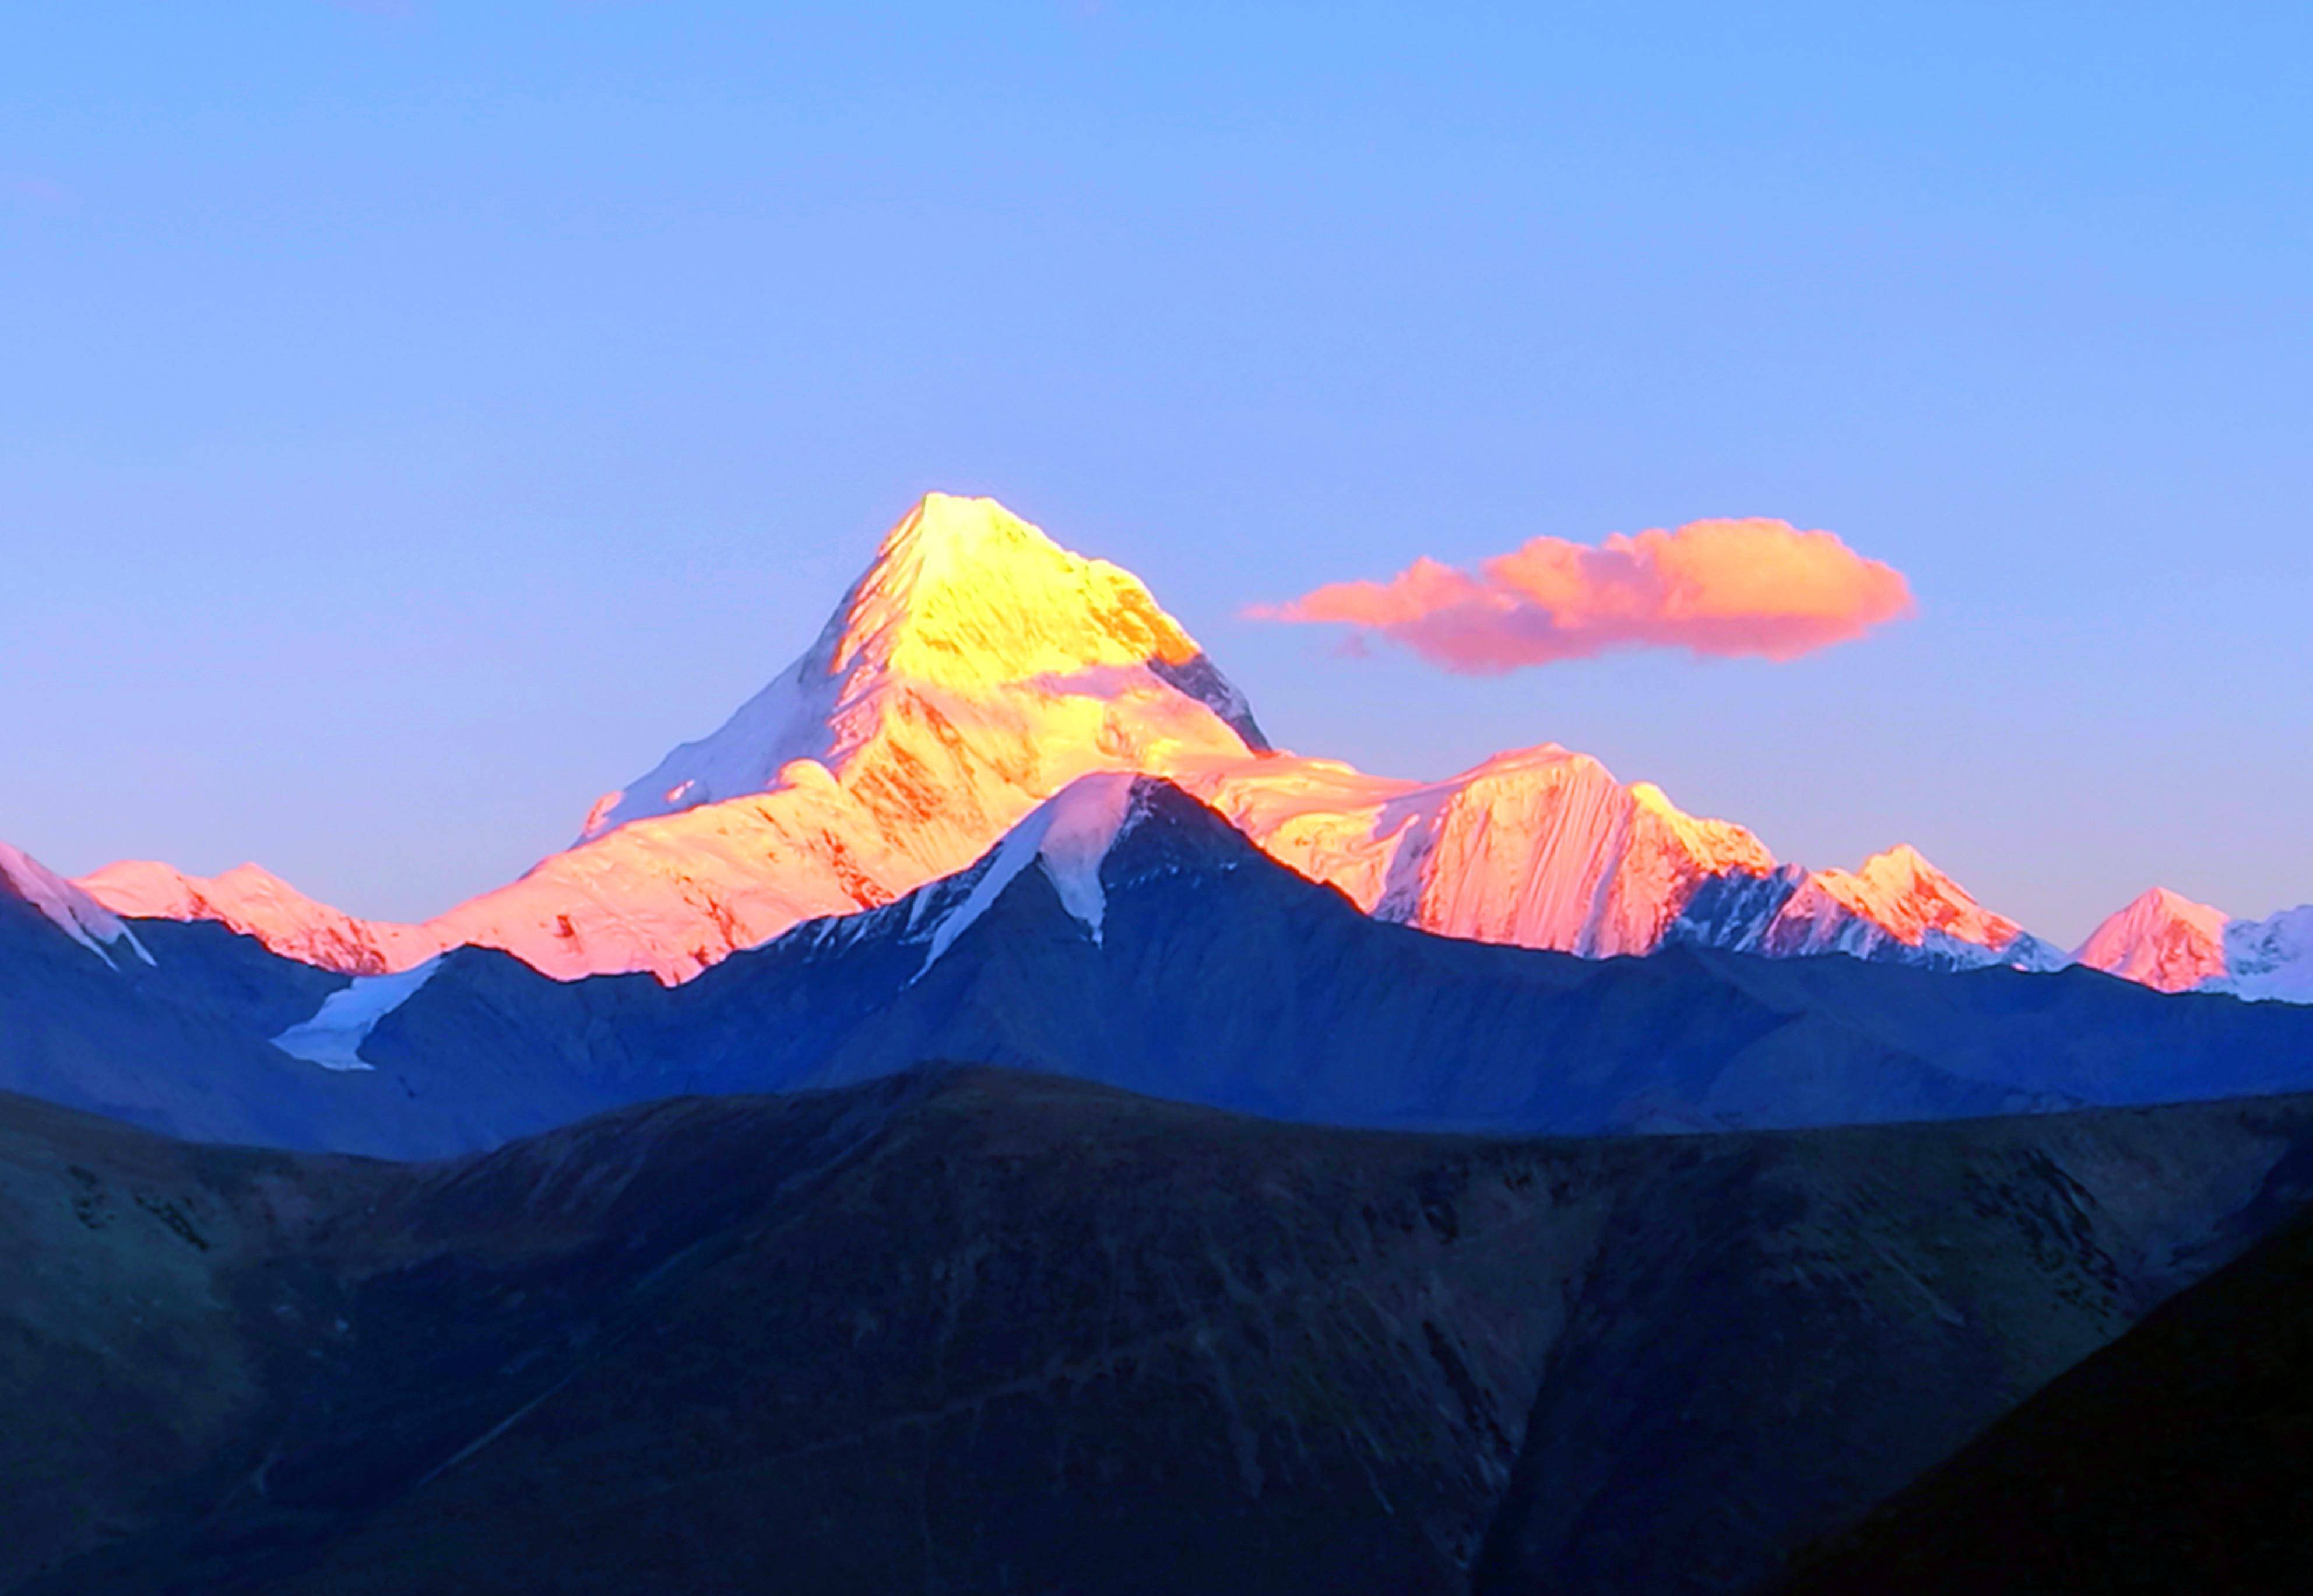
[2074,890,2313,1003]
[1186,747,2048,972]
[1188,743,1777,957]
[2225,906,2313,1004]
[1,841,153,969]
[1403,749,1780,954]
[578,491,1268,843]
[1821,843,2018,948]
[2073,888,2233,993]
[78,859,434,975]
[1676,854,2053,973]
[1763,844,2060,971]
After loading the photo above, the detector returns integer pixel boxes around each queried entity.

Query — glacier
[271,958,446,1071]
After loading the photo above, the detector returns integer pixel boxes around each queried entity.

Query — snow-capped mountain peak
[1858,841,1932,884]
[391,494,1275,980]
[2226,906,2313,1003]
[912,772,1159,971]
[77,859,431,975]
[828,493,1243,702]
[1,841,153,969]
[78,493,1278,985]
[578,492,1268,845]
[1175,743,1786,958]
[2073,888,2313,1002]
[1749,841,2052,969]
[1832,843,2022,947]
[2072,887,2233,993]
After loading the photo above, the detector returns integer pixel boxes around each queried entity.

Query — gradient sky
[4,2,2309,942]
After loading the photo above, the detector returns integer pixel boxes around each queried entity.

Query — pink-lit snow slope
[74,491,2152,989]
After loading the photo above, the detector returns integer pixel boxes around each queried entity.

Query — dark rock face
[1147,651,1272,751]
[0,890,659,1156]
[0,889,364,1148]
[7,1070,2313,1595]
[268,786,2313,1157]
[1776,1146,2313,1596]
[0,1088,389,1588]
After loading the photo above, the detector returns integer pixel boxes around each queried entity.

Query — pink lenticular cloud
[1250,518,1914,674]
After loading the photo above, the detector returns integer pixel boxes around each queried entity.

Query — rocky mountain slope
[20,782,2313,1161]
[1780,1155,2313,1594]
[1,843,636,1154]
[6,1068,2312,1596]
[331,778,2313,1146]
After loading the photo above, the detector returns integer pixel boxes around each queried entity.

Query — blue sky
[3,2,2308,940]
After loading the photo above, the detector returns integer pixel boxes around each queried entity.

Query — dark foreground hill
[8,1069,2313,1596]
[1778,1151,2313,1595]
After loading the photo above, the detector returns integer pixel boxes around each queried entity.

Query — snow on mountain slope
[73,490,2069,986]
[1182,746,1776,955]
[773,772,1221,991]
[415,493,1271,980]
[2072,892,2313,1004]
[2225,906,2313,1003]
[0,842,154,970]
[909,771,1152,973]
[2072,888,2233,993]
[1177,748,2053,971]
[78,860,434,975]
[1755,843,2062,970]
[579,491,1268,845]
[271,957,445,1070]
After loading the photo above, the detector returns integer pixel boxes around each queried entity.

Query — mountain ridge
[32,774,2313,1163]
[1,842,152,971]
[64,490,2304,997]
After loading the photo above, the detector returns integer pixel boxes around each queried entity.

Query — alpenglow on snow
[72,491,2290,997]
